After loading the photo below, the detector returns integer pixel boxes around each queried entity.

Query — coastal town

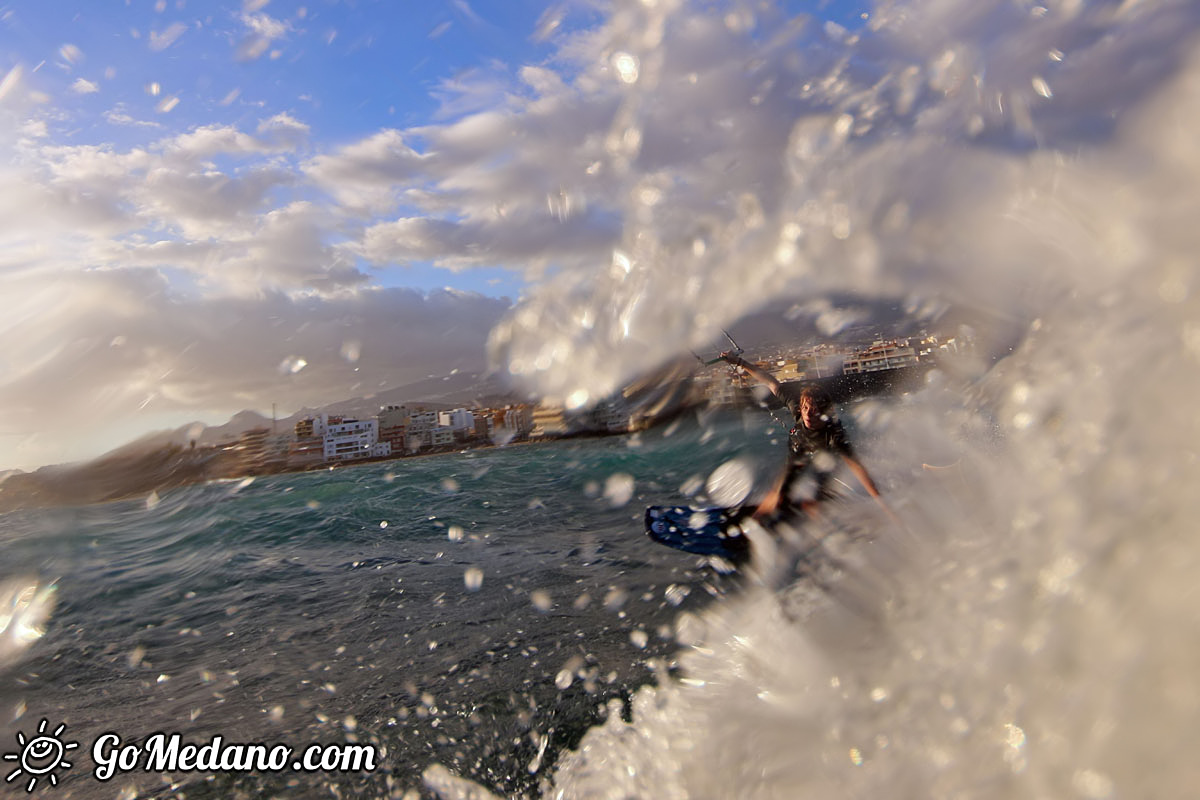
[226,331,972,474]
[0,332,971,513]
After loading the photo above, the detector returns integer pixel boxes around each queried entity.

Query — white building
[842,339,920,374]
[438,408,475,432]
[323,418,381,461]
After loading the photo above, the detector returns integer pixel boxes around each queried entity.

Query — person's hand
[752,490,780,519]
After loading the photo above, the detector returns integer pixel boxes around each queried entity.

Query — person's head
[797,385,833,429]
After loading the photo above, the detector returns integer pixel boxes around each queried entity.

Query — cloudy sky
[0,0,870,470]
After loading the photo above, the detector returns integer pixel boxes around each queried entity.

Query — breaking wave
[474,0,1200,797]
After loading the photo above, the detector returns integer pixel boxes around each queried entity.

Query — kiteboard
[643,505,752,562]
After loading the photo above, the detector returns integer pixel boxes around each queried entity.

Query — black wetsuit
[778,390,854,509]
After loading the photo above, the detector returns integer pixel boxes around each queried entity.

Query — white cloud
[165,124,281,159]
[104,108,163,129]
[70,77,100,94]
[241,12,290,40]
[236,11,293,61]
[358,211,617,271]
[257,113,310,149]
[0,268,510,469]
[19,119,48,139]
[148,22,188,52]
[2,122,313,284]
[137,164,297,240]
[304,130,426,210]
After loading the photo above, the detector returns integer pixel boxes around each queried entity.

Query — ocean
[7,0,1200,797]
[0,410,789,798]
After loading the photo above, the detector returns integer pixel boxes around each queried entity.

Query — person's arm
[842,453,902,527]
[720,352,783,398]
[842,454,880,498]
[752,466,788,518]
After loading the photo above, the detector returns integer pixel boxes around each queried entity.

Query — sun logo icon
[3,719,79,792]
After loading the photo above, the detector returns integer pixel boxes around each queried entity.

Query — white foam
[482,0,1200,796]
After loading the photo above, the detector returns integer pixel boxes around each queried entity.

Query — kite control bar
[692,329,744,365]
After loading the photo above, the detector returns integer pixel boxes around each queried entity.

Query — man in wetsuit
[720,352,893,521]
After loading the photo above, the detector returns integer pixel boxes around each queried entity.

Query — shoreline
[0,364,934,516]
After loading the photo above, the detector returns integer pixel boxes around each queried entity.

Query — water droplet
[566,389,590,410]
[279,355,307,374]
[706,458,754,507]
[59,43,84,64]
[603,473,635,507]
[603,587,628,611]
[531,590,552,612]
[612,52,639,84]
[464,567,484,592]
[340,340,362,363]
[127,646,146,669]
[664,585,691,606]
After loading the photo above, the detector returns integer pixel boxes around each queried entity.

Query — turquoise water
[0,410,778,798]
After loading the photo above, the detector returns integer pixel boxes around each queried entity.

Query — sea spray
[476,0,1200,797]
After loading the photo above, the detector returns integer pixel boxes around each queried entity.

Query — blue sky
[0,0,871,469]
[4,0,584,296]
[3,0,865,296]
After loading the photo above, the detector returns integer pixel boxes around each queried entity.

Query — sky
[0,0,869,470]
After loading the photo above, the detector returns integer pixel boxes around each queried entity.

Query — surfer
[719,352,897,524]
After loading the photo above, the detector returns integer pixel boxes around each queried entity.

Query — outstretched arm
[720,352,783,398]
[842,454,902,527]
[842,454,881,498]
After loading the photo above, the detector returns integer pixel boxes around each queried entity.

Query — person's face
[799,396,824,428]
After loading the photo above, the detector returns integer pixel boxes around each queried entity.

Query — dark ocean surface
[1,410,780,798]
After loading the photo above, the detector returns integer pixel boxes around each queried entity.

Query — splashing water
[0,579,56,669]
[473,0,1200,797]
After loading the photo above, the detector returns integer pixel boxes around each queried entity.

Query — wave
[467,0,1200,797]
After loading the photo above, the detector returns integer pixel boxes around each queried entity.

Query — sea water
[0,411,783,798]
[8,0,1200,797]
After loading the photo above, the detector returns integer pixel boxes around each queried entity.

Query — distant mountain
[316,370,513,419]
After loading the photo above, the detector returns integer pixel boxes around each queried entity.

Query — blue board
[644,505,752,562]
